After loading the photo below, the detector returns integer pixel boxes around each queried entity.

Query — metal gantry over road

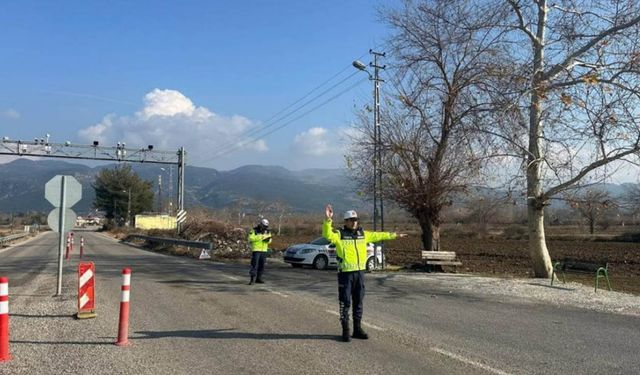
[0,137,187,226]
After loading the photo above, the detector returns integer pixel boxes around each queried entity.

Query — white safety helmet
[260,218,270,227]
[343,210,359,220]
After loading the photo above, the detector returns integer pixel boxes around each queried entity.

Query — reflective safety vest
[322,219,396,272]
[248,228,272,252]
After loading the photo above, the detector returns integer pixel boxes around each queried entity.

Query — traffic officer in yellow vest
[323,204,407,342]
[248,218,272,285]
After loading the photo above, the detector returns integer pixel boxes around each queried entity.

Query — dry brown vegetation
[106,210,640,295]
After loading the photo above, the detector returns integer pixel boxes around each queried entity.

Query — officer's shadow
[135,328,340,341]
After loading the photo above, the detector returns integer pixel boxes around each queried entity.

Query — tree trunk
[527,0,552,278]
[527,202,553,278]
[418,214,440,252]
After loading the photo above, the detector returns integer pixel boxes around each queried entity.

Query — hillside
[0,159,361,214]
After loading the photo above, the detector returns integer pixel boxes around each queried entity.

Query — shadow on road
[526,282,574,291]
[11,340,111,345]
[135,328,340,341]
[11,313,75,318]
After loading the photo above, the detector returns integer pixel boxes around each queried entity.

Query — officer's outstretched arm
[365,230,404,243]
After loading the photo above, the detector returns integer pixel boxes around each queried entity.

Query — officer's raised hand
[325,204,333,220]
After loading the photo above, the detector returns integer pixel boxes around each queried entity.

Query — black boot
[255,276,265,284]
[248,276,255,285]
[352,320,369,340]
[341,322,351,342]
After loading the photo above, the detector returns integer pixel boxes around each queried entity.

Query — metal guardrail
[124,234,213,250]
[0,232,30,246]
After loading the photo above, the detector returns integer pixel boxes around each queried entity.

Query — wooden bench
[551,258,612,292]
[421,251,462,268]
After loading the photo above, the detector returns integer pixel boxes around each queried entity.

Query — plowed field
[272,233,640,295]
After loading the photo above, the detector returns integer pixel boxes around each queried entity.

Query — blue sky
[0,0,392,170]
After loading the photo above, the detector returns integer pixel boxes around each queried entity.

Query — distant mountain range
[0,158,362,214]
[1,158,635,216]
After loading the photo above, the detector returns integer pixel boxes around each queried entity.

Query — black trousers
[338,271,365,324]
[250,251,267,278]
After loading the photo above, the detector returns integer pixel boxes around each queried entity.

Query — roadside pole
[56,176,67,296]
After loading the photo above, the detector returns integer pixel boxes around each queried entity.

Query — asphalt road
[0,231,638,374]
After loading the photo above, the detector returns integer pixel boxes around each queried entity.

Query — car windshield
[310,237,330,245]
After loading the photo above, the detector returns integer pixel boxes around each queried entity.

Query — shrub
[503,225,528,240]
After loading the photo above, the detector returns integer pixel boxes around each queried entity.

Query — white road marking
[263,288,288,298]
[430,347,515,375]
[324,309,384,331]
[94,232,120,242]
[222,275,239,281]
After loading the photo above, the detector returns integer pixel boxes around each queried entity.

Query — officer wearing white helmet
[323,204,407,342]
[247,218,272,285]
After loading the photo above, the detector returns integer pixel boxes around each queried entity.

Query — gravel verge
[393,273,640,317]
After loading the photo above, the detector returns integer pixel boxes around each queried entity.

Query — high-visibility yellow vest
[322,219,396,272]
[248,228,271,252]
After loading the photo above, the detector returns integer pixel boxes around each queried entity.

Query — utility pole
[353,50,386,269]
[371,49,385,231]
[126,188,132,227]
[157,174,162,213]
[169,165,174,215]
[177,147,186,232]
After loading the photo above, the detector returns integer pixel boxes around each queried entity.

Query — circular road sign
[47,208,77,233]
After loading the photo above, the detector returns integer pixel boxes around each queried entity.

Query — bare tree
[491,0,640,277]
[466,191,517,235]
[348,0,506,251]
[567,189,616,234]
[622,183,640,214]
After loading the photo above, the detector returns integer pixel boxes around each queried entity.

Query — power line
[207,49,381,162]
[207,70,362,160]
[209,77,369,160]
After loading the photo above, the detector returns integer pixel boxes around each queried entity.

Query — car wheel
[291,263,303,268]
[313,255,328,270]
[366,257,376,272]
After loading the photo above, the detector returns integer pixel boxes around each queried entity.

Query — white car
[283,237,384,271]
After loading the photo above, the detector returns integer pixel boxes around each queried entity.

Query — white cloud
[2,109,20,119]
[77,89,267,166]
[292,127,335,156]
[139,89,195,119]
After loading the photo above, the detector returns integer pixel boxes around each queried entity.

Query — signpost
[176,209,187,232]
[45,175,82,296]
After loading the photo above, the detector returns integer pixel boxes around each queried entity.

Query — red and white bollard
[80,237,84,258]
[115,268,131,346]
[65,234,71,260]
[0,277,10,362]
